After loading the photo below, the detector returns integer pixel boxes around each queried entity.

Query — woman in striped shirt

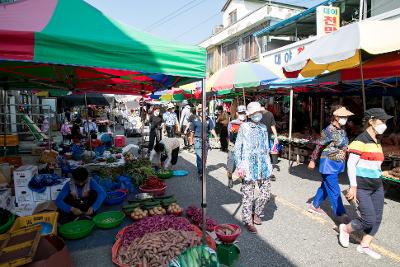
[339,108,392,260]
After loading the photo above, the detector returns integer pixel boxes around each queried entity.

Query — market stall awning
[283,19,400,78]
[0,0,206,93]
[207,62,279,94]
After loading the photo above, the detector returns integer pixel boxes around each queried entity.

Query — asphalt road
[66,145,400,267]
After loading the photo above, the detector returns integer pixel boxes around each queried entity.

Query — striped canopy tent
[0,0,206,94]
[206,62,279,95]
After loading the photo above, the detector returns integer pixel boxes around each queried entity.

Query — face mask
[251,113,262,123]
[154,111,159,116]
[338,118,347,126]
[373,123,387,135]
[238,114,246,121]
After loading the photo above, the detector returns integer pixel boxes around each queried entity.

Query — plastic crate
[0,224,42,267]
[10,212,58,236]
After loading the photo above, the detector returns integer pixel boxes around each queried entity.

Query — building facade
[200,0,305,76]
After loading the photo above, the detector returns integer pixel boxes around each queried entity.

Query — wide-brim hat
[246,102,263,116]
[167,103,174,109]
[333,107,354,117]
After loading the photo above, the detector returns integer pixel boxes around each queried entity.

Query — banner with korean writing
[316,6,340,36]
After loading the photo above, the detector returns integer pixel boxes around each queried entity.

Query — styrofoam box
[32,187,51,202]
[0,188,12,210]
[50,179,69,200]
[13,165,38,187]
[12,201,38,217]
[15,186,34,203]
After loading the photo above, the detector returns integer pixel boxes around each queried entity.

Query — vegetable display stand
[10,212,58,236]
[217,244,240,267]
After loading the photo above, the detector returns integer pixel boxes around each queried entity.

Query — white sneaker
[357,245,382,260]
[339,224,350,248]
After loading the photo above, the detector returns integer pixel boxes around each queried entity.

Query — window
[206,52,214,73]
[242,35,258,60]
[223,42,238,67]
[229,10,237,25]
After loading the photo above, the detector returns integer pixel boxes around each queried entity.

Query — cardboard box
[50,179,69,200]
[0,188,12,210]
[0,134,19,146]
[39,150,58,164]
[33,187,51,202]
[14,165,38,187]
[15,186,34,203]
[13,201,38,217]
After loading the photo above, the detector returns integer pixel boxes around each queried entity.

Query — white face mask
[338,118,347,126]
[251,113,262,123]
[238,114,246,121]
[154,111,159,116]
[373,123,387,135]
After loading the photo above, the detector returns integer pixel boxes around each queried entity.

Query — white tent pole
[288,88,293,172]
[201,78,207,245]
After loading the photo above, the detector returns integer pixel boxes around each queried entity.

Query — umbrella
[61,93,113,107]
[159,88,186,102]
[206,62,279,95]
[283,19,400,78]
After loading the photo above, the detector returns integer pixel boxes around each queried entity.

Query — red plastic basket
[214,224,241,244]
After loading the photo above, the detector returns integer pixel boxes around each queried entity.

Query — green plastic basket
[93,211,125,229]
[59,220,95,240]
[157,170,173,179]
[0,214,15,234]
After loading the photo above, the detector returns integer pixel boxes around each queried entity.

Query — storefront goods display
[171,245,220,267]
[10,212,58,236]
[59,220,95,240]
[117,229,202,267]
[119,215,193,247]
[0,224,42,267]
[93,211,125,229]
[214,224,241,244]
[186,205,218,232]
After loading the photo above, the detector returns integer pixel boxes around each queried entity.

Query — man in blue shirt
[56,167,106,223]
[163,103,180,138]
[189,104,218,180]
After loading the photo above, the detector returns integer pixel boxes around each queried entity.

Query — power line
[174,12,220,41]
[146,0,206,32]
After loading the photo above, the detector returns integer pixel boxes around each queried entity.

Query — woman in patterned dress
[234,102,272,233]
[307,106,354,222]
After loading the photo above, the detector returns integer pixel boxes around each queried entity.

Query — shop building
[253,0,400,77]
[199,0,306,76]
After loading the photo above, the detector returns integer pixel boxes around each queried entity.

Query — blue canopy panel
[266,77,316,88]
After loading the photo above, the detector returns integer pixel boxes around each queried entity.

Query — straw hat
[333,107,354,117]
[246,102,263,116]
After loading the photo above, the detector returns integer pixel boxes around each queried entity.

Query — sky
[85,0,326,45]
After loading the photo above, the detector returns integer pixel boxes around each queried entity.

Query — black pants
[148,129,161,152]
[351,186,384,236]
[58,190,98,224]
[161,147,179,166]
[220,126,228,151]
[166,125,175,138]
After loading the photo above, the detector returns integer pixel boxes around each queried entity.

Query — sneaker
[357,245,382,260]
[307,204,326,215]
[339,224,350,248]
[245,224,257,234]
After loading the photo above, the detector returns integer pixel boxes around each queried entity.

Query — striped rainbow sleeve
[348,140,365,155]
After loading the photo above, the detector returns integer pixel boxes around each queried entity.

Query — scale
[217,243,240,266]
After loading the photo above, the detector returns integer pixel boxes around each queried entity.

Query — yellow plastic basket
[10,212,58,236]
